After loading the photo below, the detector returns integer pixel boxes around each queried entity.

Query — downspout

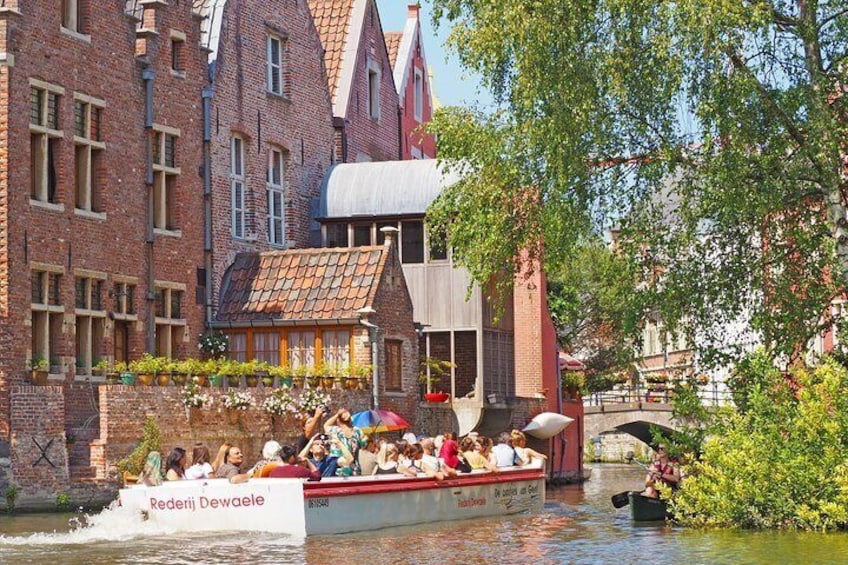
[202,86,214,326]
[397,104,403,160]
[142,66,156,353]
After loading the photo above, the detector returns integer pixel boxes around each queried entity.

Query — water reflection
[1,464,848,564]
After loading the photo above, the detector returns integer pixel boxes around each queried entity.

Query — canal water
[1,463,847,564]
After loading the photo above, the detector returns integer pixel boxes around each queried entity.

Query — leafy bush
[672,358,848,530]
[116,417,161,479]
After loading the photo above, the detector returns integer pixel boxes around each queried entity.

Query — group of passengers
[136,405,547,486]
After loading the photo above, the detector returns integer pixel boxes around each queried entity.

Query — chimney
[408,3,420,19]
[380,226,399,247]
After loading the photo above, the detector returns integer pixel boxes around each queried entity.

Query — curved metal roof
[318,159,465,219]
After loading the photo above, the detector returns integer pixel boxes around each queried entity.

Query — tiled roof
[308,0,356,103]
[384,31,402,69]
[216,247,386,323]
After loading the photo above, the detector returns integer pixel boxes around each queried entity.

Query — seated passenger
[439,432,460,469]
[247,440,283,478]
[299,434,340,478]
[211,442,231,474]
[268,445,321,481]
[478,436,498,466]
[185,444,214,479]
[459,437,499,472]
[358,435,379,476]
[137,451,162,486]
[215,445,250,483]
[642,444,680,498]
[373,443,416,477]
[421,438,456,478]
[164,447,186,481]
[510,430,547,466]
[492,432,520,467]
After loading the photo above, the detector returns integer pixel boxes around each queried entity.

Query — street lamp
[358,307,380,410]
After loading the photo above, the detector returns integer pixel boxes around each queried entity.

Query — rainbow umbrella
[351,409,410,434]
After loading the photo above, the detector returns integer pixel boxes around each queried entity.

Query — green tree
[429,1,848,363]
[547,241,638,390]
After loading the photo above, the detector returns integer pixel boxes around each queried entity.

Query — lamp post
[358,307,380,410]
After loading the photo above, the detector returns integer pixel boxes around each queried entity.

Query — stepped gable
[217,247,387,322]
[308,0,356,103]
[384,31,402,68]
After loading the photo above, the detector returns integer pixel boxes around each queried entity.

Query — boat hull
[118,466,545,536]
[628,492,669,521]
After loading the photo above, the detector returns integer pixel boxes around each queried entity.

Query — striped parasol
[351,409,411,434]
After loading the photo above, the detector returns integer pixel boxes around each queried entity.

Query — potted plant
[105,360,122,384]
[198,332,229,359]
[239,360,259,387]
[292,364,309,389]
[129,354,164,386]
[420,356,453,402]
[220,389,254,425]
[28,357,49,385]
[561,371,585,399]
[305,364,320,388]
[319,363,335,389]
[355,363,373,391]
[269,364,292,388]
[92,358,110,378]
[204,358,222,387]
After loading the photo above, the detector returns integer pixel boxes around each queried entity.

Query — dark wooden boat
[628,492,669,521]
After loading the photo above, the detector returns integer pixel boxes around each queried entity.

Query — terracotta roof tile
[308,0,356,103]
[384,31,402,69]
[217,247,386,323]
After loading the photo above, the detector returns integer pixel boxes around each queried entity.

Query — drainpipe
[202,86,214,326]
[142,66,156,353]
[397,104,403,160]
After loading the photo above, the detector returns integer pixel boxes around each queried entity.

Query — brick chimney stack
[408,3,420,18]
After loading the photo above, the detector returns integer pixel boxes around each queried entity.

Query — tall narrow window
[287,331,315,369]
[413,69,424,122]
[385,340,402,391]
[267,148,286,246]
[152,126,180,231]
[31,268,64,371]
[74,94,106,213]
[62,0,89,35]
[401,220,424,263]
[30,83,64,204]
[366,60,381,120]
[231,136,245,239]
[154,284,185,358]
[74,274,106,376]
[267,35,286,96]
[170,30,186,74]
[322,330,350,369]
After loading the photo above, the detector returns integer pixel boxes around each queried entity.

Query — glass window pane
[401,220,424,263]
[353,224,371,246]
[325,223,348,247]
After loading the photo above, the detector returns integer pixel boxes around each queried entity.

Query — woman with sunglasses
[642,444,680,498]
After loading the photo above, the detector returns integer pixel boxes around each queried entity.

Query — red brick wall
[0,0,207,486]
[97,385,371,478]
[343,0,400,162]
[208,0,335,309]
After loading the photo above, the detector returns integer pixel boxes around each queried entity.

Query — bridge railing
[583,383,735,408]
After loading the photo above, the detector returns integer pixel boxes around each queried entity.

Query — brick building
[196,0,336,310]
[0,1,208,500]
[384,4,436,160]
[309,0,400,163]
[212,231,419,423]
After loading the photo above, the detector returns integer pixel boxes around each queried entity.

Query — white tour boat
[118,464,545,536]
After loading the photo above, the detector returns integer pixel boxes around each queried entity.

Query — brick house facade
[0,1,207,500]
[309,0,400,163]
[385,4,436,160]
[197,0,336,311]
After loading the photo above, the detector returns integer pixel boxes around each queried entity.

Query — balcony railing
[583,382,734,408]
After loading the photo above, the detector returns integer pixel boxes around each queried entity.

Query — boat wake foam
[0,501,180,545]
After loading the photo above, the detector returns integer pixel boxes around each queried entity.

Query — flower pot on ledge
[424,391,450,403]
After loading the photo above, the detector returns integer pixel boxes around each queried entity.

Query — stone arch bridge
[584,402,678,447]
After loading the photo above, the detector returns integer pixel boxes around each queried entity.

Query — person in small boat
[642,444,680,498]
[247,440,283,478]
[373,442,416,476]
[185,444,214,479]
[164,447,186,481]
[324,407,365,473]
[138,451,163,486]
[215,445,250,483]
[510,430,548,466]
[459,436,499,472]
[268,444,321,481]
[357,435,379,476]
